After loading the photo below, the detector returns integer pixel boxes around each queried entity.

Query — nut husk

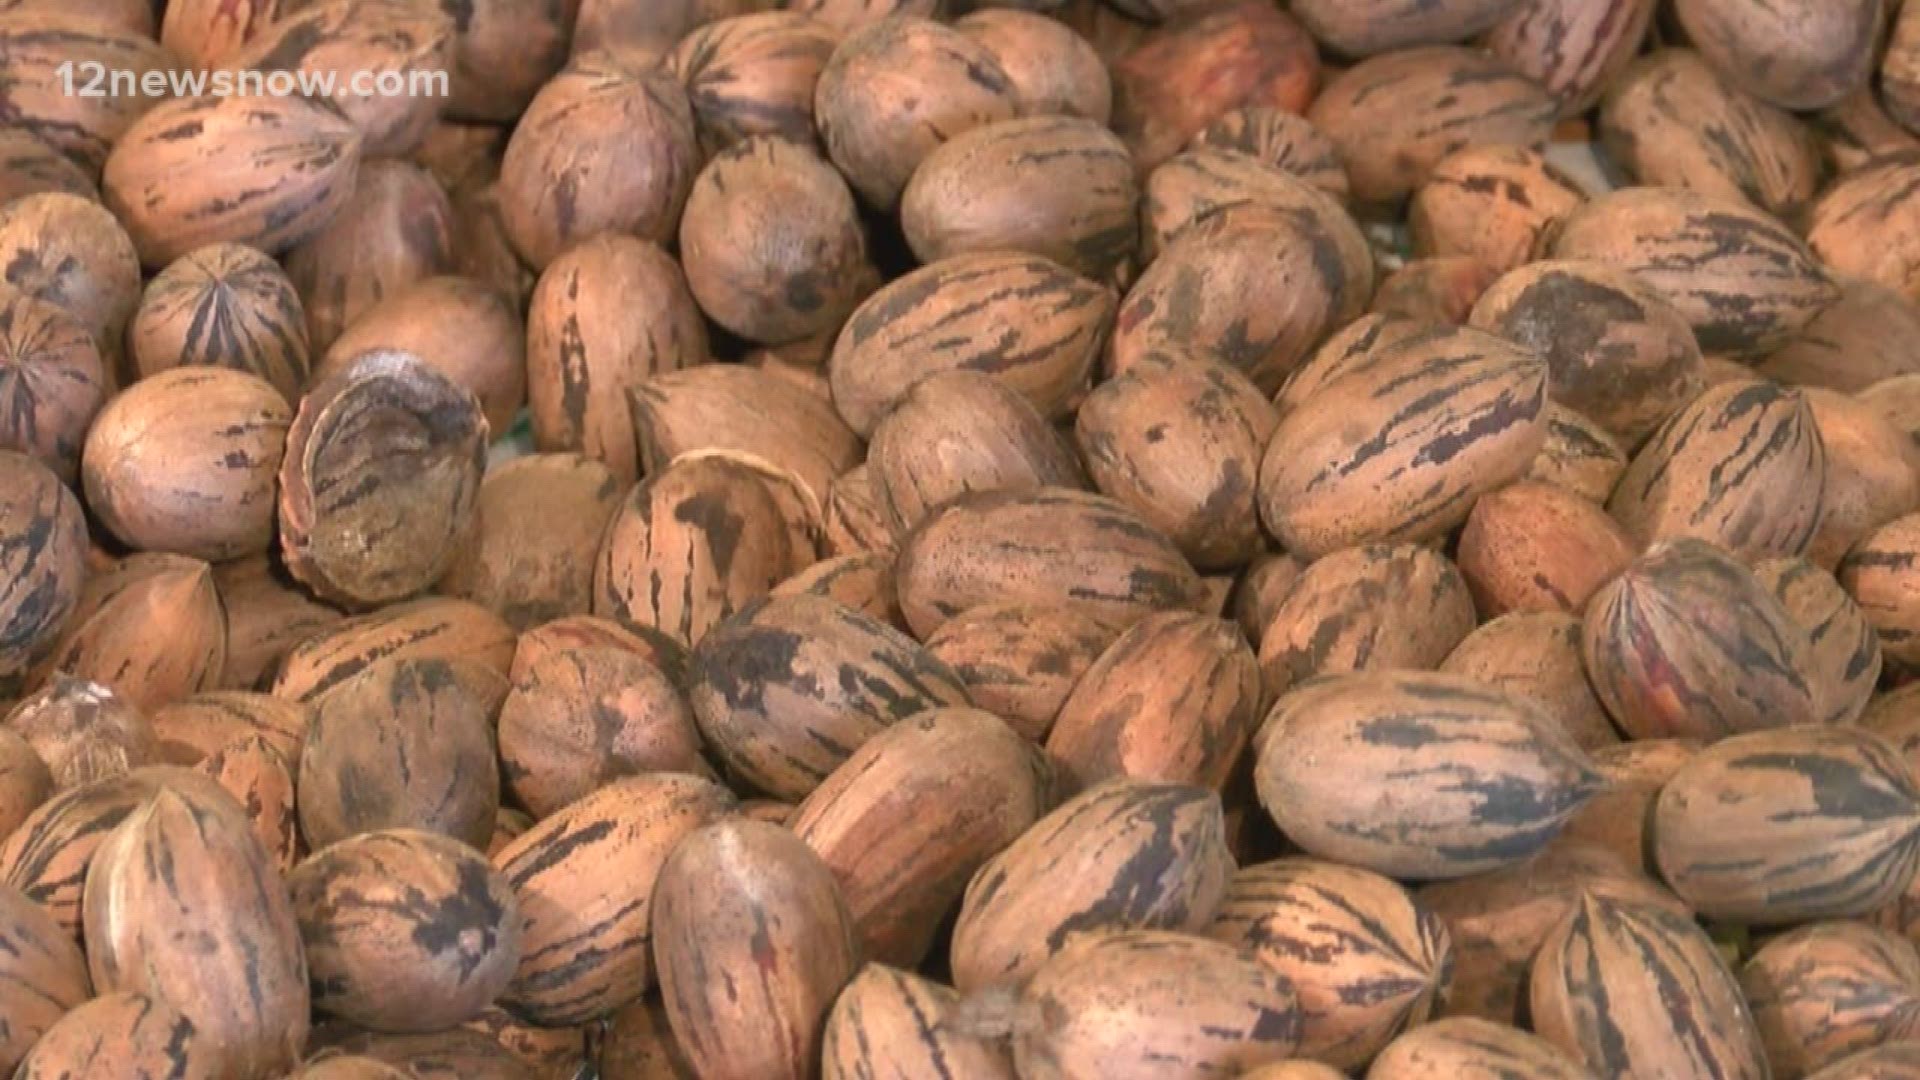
[3,676,152,790]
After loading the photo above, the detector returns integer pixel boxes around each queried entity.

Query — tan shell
[632,363,863,511]
[279,350,488,609]
[194,733,297,873]
[593,452,819,648]
[1456,480,1633,617]
[1810,152,1920,305]
[492,772,736,1025]
[464,1005,590,1079]
[1109,1,1319,171]
[1469,259,1706,447]
[1210,859,1451,1069]
[1012,930,1303,1079]
[497,51,698,269]
[1255,671,1601,880]
[289,828,520,1032]
[14,990,217,1080]
[1530,892,1768,1079]
[436,454,621,631]
[871,369,1087,537]
[0,128,96,206]
[509,614,686,687]
[956,9,1112,125]
[1554,739,1699,872]
[824,463,895,557]
[0,15,177,172]
[680,137,872,345]
[0,192,141,382]
[1600,49,1825,217]
[1290,0,1523,55]
[1441,613,1616,751]
[318,275,525,436]
[0,451,87,677]
[269,597,513,706]
[103,93,363,268]
[36,553,226,714]
[1804,1043,1920,1079]
[1527,404,1630,503]
[1742,921,1920,1078]
[667,12,837,152]
[1816,87,1920,174]
[689,593,969,801]
[1656,725,1920,923]
[952,779,1232,991]
[498,646,705,818]
[216,1,454,157]
[433,0,571,123]
[84,783,310,1079]
[828,250,1114,437]
[1487,0,1655,114]
[1114,204,1344,397]
[1189,108,1348,201]
[777,0,931,34]
[1755,555,1882,728]
[1369,1020,1603,1080]
[1139,151,1372,311]
[160,0,279,69]
[1844,511,1920,666]
[298,657,498,850]
[1410,146,1585,276]
[526,235,707,485]
[598,995,699,1079]
[1369,257,1500,326]
[283,160,455,355]
[792,708,1050,966]
[1048,612,1260,790]
[1417,844,1688,1024]
[1230,552,1304,649]
[1677,0,1882,110]
[0,729,50,844]
[0,283,108,481]
[1760,280,1920,393]
[283,1056,408,1080]
[303,1023,535,1080]
[451,182,535,310]
[408,120,507,199]
[83,367,290,562]
[1887,1,1920,136]
[1546,186,1838,356]
[652,819,861,1078]
[1256,543,1478,700]
[814,17,1020,210]
[895,487,1209,639]
[1307,47,1554,207]
[903,117,1138,278]
[921,602,1118,742]
[571,0,762,62]
[211,558,342,692]
[1258,325,1550,558]
[821,964,1017,1080]
[149,691,309,768]
[0,880,88,1073]
[4,676,152,790]
[129,243,311,402]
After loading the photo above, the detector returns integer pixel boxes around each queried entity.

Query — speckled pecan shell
[317,275,525,437]
[1677,0,1882,111]
[1886,1,1920,136]
[1530,892,1766,1080]
[666,12,836,152]
[956,9,1112,125]
[1012,930,1303,1078]
[1209,858,1452,1070]
[1757,556,1881,726]
[14,990,217,1080]
[129,243,310,402]
[1487,0,1655,115]
[828,250,1114,437]
[158,0,278,69]
[772,551,901,630]
[303,1023,533,1080]
[510,614,687,688]
[814,18,1018,211]
[279,350,487,609]
[0,729,50,844]
[193,733,296,874]
[824,463,895,557]
[1189,108,1348,201]
[1410,146,1585,276]
[920,602,1117,742]
[1442,612,1620,751]
[0,452,86,678]
[870,369,1088,537]
[1654,725,1920,923]
[1369,1018,1594,1080]
[4,676,152,791]
[1601,49,1825,217]
[652,819,860,1078]
[1742,921,1920,1079]
[0,288,106,485]
[270,596,513,705]
[1816,87,1920,174]
[792,708,1050,966]
[83,367,290,562]
[103,93,363,269]
[498,646,705,819]
[84,782,310,1080]
[1255,671,1601,880]
[690,593,969,802]
[1109,1,1319,171]
[283,160,455,355]
[1545,186,1838,357]
[784,0,934,34]
[289,828,520,1033]
[0,128,96,206]
[436,453,620,632]
[902,116,1138,278]
[1761,280,1920,393]
[821,964,1017,1080]
[1369,257,1499,326]
[491,772,735,1025]
[36,553,226,714]
[1291,0,1523,56]
[526,234,707,486]
[0,192,140,381]
[1809,152,1920,304]
[1843,511,1920,666]
[1229,551,1304,649]
[1554,738,1699,872]
[296,656,499,850]
[1457,481,1633,617]
[593,451,819,649]
[497,51,697,270]
[0,880,87,1073]
[1306,47,1555,207]
[1257,324,1550,559]
[895,486,1209,640]
[151,690,309,767]
[0,15,177,172]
